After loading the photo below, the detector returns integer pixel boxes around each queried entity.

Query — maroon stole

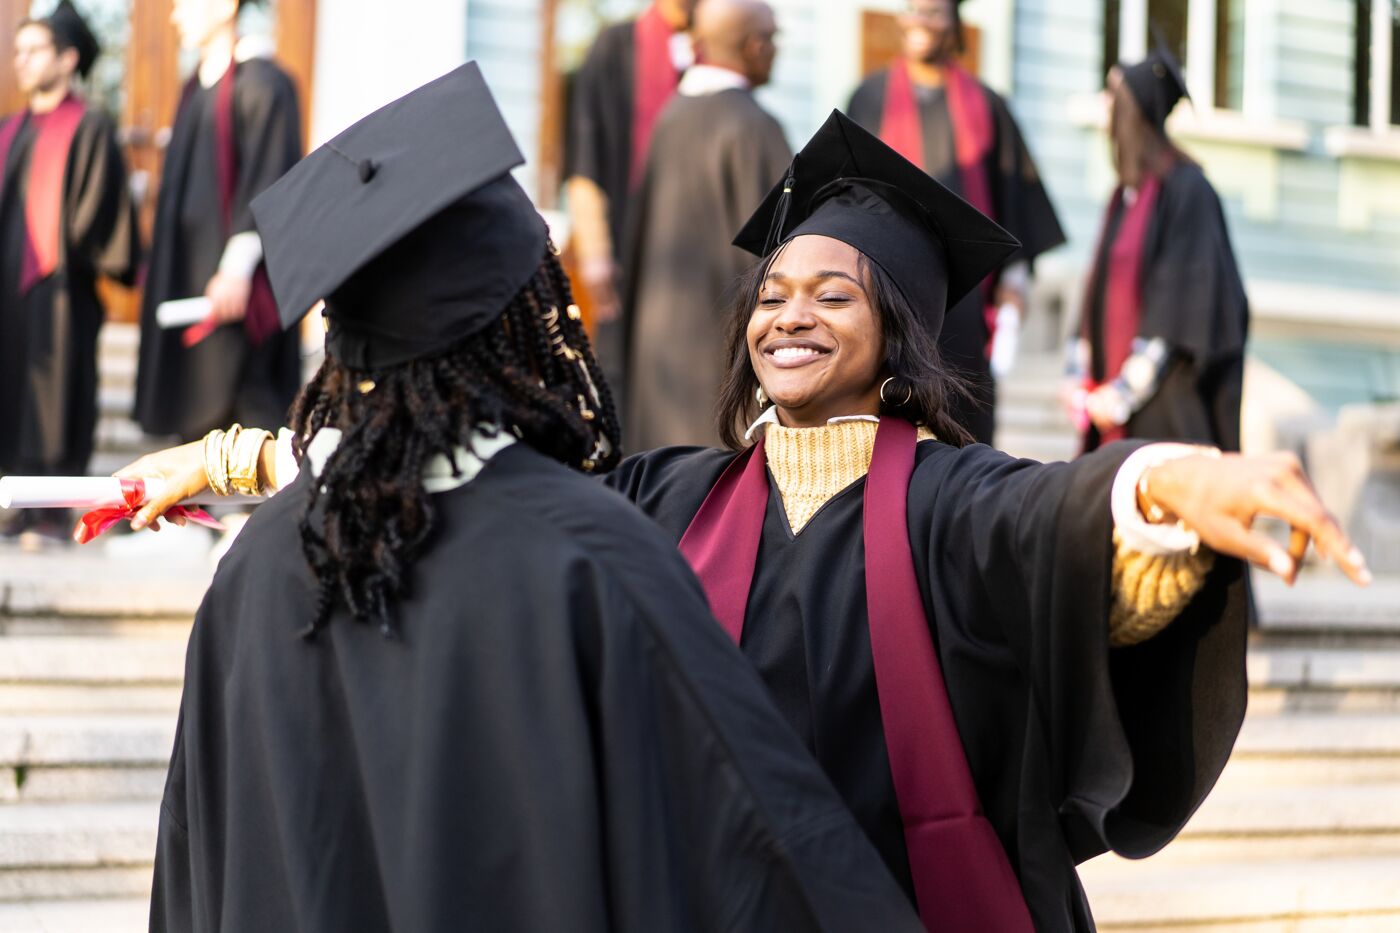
[629,5,681,190]
[678,418,1034,931]
[1081,173,1162,445]
[881,62,1003,354]
[184,59,280,348]
[0,94,86,294]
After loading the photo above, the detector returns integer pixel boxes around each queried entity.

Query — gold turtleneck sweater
[762,421,1213,648]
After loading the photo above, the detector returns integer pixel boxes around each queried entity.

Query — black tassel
[764,168,796,255]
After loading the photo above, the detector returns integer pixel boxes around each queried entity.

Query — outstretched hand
[1144,451,1371,586]
[113,441,210,532]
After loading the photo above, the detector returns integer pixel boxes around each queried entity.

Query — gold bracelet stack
[202,424,272,498]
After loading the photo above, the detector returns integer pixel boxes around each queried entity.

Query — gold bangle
[229,428,270,497]
[203,428,231,496]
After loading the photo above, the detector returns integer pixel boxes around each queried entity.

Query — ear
[56,45,81,78]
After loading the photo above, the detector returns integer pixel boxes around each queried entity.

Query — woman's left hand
[1143,451,1371,586]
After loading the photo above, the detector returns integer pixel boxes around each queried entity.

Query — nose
[772,295,819,333]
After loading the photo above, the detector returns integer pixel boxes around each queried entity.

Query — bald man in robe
[621,0,791,452]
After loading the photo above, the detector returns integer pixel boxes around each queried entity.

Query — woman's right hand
[114,441,209,531]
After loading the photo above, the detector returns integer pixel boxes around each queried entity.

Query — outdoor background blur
[0,0,1398,930]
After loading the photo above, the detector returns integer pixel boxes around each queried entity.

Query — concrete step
[0,862,150,907]
[994,429,1078,463]
[0,544,211,618]
[0,714,176,770]
[0,896,148,932]
[1234,712,1400,757]
[0,801,158,870]
[0,638,186,686]
[0,617,192,640]
[0,685,182,716]
[1081,853,1400,930]
[0,767,166,806]
[1181,782,1400,838]
[1254,573,1400,635]
[1248,645,1400,691]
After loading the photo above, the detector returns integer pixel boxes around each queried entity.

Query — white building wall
[309,0,469,146]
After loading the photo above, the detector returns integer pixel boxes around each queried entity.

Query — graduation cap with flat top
[46,1,101,78]
[252,62,547,370]
[1119,25,1191,131]
[733,111,1020,338]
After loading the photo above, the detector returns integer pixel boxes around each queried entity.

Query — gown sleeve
[987,89,1066,265]
[913,441,1249,862]
[1138,166,1248,368]
[230,63,303,237]
[64,112,140,285]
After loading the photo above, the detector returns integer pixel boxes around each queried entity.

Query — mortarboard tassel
[763,168,797,255]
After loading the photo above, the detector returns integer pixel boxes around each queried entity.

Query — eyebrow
[764,270,866,291]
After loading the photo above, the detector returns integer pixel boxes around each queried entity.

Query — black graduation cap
[45,1,100,79]
[1119,27,1191,131]
[733,110,1019,337]
[251,62,548,371]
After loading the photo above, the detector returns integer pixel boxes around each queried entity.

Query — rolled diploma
[0,476,253,510]
[156,296,213,329]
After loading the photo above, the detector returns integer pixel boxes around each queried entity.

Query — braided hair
[286,245,620,638]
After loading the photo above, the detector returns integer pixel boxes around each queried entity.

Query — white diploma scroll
[0,476,253,510]
[155,296,213,329]
[989,303,1022,381]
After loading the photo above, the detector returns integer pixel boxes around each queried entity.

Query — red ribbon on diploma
[73,478,224,544]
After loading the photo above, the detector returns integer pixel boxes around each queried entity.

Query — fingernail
[1269,551,1294,578]
[131,518,145,531]
[1348,548,1366,567]
[1359,566,1374,586]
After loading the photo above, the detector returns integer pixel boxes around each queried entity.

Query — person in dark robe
[846,0,1065,444]
[117,111,1369,933]
[133,0,302,443]
[1069,41,1248,454]
[604,113,1369,930]
[621,0,790,451]
[563,0,697,404]
[134,65,923,933]
[0,1,139,540]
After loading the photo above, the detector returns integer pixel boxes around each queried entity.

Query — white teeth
[772,346,822,360]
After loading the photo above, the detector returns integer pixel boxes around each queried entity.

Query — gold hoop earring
[879,377,913,407]
[755,386,769,407]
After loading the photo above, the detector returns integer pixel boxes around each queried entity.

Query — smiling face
[747,235,886,428]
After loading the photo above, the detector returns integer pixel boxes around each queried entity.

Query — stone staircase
[1080,575,1400,931]
[3,336,1400,930]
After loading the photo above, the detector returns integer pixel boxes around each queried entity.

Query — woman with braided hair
[135,66,923,933]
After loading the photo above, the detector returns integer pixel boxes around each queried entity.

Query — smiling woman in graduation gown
[146,66,921,933]
[604,113,1365,931]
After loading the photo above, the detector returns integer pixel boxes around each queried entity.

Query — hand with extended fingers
[1142,450,1371,586]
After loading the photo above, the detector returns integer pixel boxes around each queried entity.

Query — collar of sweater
[760,418,936,534]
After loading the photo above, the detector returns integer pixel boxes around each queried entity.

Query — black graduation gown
[564,19,638,405]
[0,108,138,474]
[1084,161,1249,453]
[151,442,924,933]
[607,439,1250,931]
[134,59,303,442]
[621,90,791,452]
[847,72,1066,444]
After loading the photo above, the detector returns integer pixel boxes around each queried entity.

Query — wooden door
[0,0,29,114]
[860,9,981,77]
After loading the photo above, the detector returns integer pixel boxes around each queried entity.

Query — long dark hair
[286,246,620,638]
[714,245,975,450]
